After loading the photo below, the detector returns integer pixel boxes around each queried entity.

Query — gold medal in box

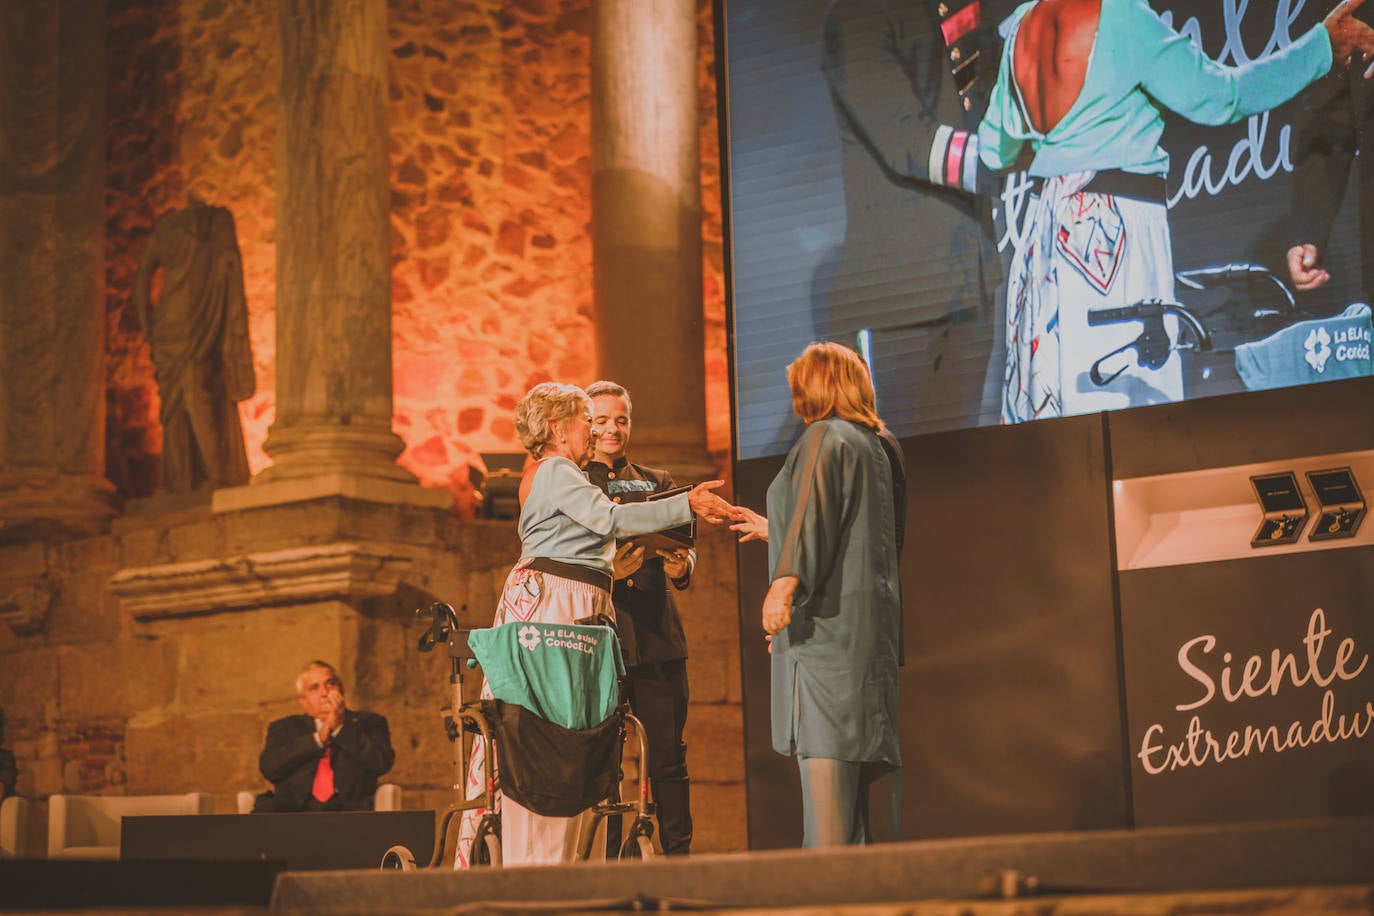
[1249,472,1308,548]
[1305,468,1366,542]
[615,486,697,553]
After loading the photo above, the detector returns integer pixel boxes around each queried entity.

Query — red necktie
[311,749,335,802]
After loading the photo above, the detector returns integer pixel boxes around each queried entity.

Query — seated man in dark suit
[252,661,395,812]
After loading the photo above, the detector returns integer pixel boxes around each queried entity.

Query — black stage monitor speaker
[0,859,282,910]
[121,810,435,871]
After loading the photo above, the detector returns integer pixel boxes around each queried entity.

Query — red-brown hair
[786,342,883,430]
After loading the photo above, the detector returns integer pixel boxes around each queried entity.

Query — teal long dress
[767,418,903,765]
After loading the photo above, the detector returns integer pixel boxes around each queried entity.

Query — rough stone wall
[0,501,519,843]
[41,0,748,859]
[103,0,730,508]
[0,509,745,853]
[387,0,597,509]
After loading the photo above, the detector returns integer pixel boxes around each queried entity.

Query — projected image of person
[819,0,1017,433]
[731,343,907,848]
[977,0,1374,423]
[1288,2,1374,303]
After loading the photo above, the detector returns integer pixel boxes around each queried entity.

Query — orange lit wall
[104,0,728,508]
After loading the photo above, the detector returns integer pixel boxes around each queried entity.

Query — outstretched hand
[1326,0,1374,77]
[729,506,770,543]
[687,480,734,524]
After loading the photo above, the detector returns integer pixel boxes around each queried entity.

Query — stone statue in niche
[132,195,255,494]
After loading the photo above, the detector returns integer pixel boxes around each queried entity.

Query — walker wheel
[471,816,503,867]
[618,832,655,860]
[381,845,417,870]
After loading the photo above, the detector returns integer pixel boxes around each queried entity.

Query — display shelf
[1113,449,1374,570]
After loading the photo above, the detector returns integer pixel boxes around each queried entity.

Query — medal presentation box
[1113,449,1374,570]
[1249,471,1308,548]
[616,485,696,553]
[1306,467,1366,541]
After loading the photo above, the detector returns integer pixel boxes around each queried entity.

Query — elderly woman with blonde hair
[459,381,731,867]
[731,342,907,848]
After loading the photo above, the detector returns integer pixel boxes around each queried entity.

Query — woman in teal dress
[733,342,907,846]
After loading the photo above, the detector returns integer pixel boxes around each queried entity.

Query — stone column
[592,0,715,481]
[222,0,447,511]
[0,1,116,539]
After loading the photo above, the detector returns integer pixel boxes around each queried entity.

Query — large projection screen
[724,0,1372,462]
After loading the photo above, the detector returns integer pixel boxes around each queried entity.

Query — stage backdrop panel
[722,0,1371,460]
[1119,547,1374,826]
[1107,376,1374,480]
[735,413,1130,848]
[1107,376,1374,826]
[899,414,1130,839]
[722,0,1374,851]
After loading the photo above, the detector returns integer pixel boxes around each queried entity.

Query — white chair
[47,792,213,859]
[1,796,30,858]
[235,783,402,813]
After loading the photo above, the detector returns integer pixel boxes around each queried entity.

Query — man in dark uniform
[584,381,695,855]
[1287,2,1374,302]
[252,661,395,812]
[819,0,1016,434]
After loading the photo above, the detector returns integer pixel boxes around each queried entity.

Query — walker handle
[416,601,460,653]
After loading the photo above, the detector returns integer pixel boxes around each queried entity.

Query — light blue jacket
[518,456,690,576]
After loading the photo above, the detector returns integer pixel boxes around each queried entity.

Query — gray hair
[295,660,341,696]
[515,382,591,459]
[585,380,633,416]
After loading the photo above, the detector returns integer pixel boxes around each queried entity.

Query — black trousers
[626,659,692,855]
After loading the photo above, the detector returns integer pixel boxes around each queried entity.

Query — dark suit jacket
[254,710,395,812]
[584,458,690,668]
[1289,8,1374,301]
[819,0,1016,431]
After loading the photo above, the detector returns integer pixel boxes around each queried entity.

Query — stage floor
[3,887,1374,916]
[3,818,1370,913]
[269,817,1374,912]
